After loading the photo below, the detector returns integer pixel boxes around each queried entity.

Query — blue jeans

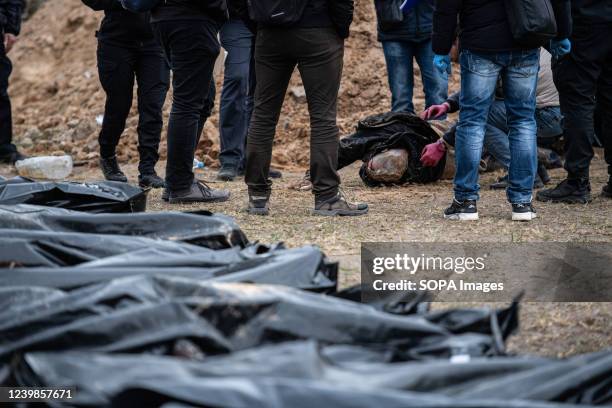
[219,20,255,170]
[484,102,563,169]
[454,49,539,204]
[382,40,448,114]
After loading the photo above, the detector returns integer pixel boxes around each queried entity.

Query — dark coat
[81,0,154,44]
[0,0,24,35]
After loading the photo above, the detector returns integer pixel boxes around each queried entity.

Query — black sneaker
[490,174,543,190]
[603,179,612,198]
[247,193,270,216]
[444,199,478,221]
[168,180,230,204]
[269,168,282,179]
[313,192,368,217]
[536,179,592,204]
[216,166,238,182]
[0,150,27,165]
[139,173,165,189]
[512,203,537,221]
[99,156,128,183]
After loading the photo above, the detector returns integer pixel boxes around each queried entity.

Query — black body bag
[247,0,308,25]
[504,0,558,48]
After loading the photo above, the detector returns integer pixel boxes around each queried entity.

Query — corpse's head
[365,149,409,183]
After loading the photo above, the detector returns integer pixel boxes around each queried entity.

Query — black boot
[247,193,270,216]
[99,156,128,183]
[536,178,592,204]
[139,173,165,189]
[216,165,238,182]
[0,150,27,165]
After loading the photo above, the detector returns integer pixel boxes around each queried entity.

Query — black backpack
[504,0,558,48]
[374,0,404,32]
[246,0,309,25]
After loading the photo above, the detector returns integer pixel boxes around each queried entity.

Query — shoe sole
[512,212,537,221]
[168,195,230,204]
[312,208,369,217]
[216,175,236,182]
[247,207,269,216]
[536,195,592,204]
[444,212,479,221]
[139,182,165,189]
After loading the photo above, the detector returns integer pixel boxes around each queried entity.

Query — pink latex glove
[420,139,447,167]
[419,102,451,120]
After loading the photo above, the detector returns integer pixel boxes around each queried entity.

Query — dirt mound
[9,0,458,169]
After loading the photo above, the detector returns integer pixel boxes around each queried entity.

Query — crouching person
[243,0,367,216]
[83,0,169,188]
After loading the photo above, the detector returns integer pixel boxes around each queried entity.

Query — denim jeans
[484,101,563,169]
[381,39,447,113]
[219,19,255,171]
[454,49,539,204]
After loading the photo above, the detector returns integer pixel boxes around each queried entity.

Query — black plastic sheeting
[0,204,248,249]
[0,177,147,213]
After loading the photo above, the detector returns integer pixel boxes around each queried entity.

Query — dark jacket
[571,0,612,25]
[432,0,572,54]
[376,0,434,43]
[151,0,228,25]
[0,0,24,35]
[82,0,154,45]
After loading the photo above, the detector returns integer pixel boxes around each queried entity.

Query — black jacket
[0,0,24,35]
[151,0,228,25]
[82,0,154,45]
[571,0,612,25]
[432,0,572,54]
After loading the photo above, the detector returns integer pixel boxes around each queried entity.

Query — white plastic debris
[96,115,104,126]
[193,158,204,170]
[15,155,73,180]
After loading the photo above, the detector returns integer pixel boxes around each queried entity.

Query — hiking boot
[216,166,238,182]
[512,203,537,221]
[139,173,165,189]
[490,174,544,190]
[168,180,230,204]
[269,168,282,179]
[603,178,612,198]
[0,150,27,165]
[536,179,592,204]
[99,156,128,183]
[444,199,478,221]
[288,171,312,191]
[247,193,270,216]
[313,192,368,217]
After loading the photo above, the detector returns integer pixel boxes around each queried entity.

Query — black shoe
[247,193,270,216]
[313,192,368,217]
[139,173,165,189]
[168,180,230,204]
[99,156,128,183]
[537,163,551,185]
[162,188,169,202]
[0,150,27,165]
[536,179,592,204]
[444,199,478,221]
[269,168,282,179]
[216,166,238,182]
[512,202,537,221]
[603,179,612,198]
[490,174,543,190]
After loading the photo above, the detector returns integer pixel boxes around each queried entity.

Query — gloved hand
[420,139,447,167]
[433,54,451,76]
[550,38,571,58]
[420,102,451,120]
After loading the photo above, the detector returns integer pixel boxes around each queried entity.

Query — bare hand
[4,34,18,53]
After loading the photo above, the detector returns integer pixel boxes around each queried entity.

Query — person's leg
[415,38,448,110]
[153,20,220,194]
[295,27,344,203]
[453,50,501,202]
[597,60,612,187]
[0,41,17,159]
[535,106,563,146]
[381,41,415,113]
[135,40,170,179]
[245,27,295,200]
[96,42,136,161]
[502,50,539,205]
[218,20,254,174]
[483,100,511,170]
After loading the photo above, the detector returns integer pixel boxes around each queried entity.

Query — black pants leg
[0,41,16,156]
[97,41,137,159]
[596,68,612,179]
[553,23,612,180]
[135,40,170,176]
[153,20,220,193]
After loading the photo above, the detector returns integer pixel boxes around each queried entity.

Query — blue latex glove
[550,38,571,58]
[433,54,451,76]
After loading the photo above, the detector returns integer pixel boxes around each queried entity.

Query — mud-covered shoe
[0,150,27,165]
[216,166,238,182]
[288,171,312,191]
[512,203,537,221]
[168,180,230,204]
[444,199,478,221]
[269,168,283,179]
[247,194,270,216]
[99,156,128,183]
[536,179,591,204]
[313,192,368,217]
[139,173,165,189]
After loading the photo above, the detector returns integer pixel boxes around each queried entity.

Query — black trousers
[245,27,344,203]
[0,40,16,156]
[152,19,219,193]
[553,22,612,180]
[97,39,170,175]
